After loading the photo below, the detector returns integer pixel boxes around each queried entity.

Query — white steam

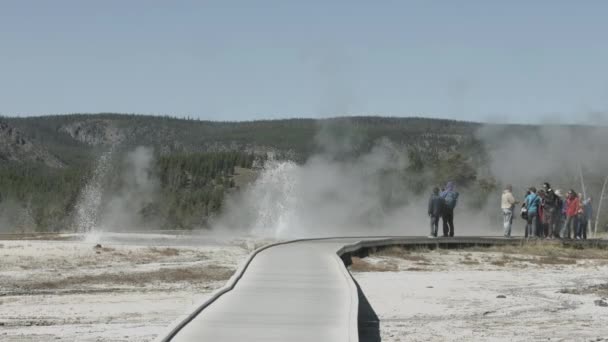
[477,124,608,197]
[247,160,298,237]
[73,149,114,233]
[98,146,159,231]
[219,122,608,239]
[217,141,449,238]
[74,146,159,238]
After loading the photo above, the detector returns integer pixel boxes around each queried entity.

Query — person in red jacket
[560,190,580,239]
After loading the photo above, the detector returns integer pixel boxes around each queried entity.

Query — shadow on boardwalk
[354,278,381,342]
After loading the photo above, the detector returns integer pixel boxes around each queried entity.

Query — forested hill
[0,114,604,232]
[2,114,485,164]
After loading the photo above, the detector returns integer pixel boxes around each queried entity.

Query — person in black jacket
[542,182,559,239]
[428,187,444,238]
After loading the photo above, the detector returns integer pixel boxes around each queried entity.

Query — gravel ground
[0,236,250,341]
[351,247,608,342]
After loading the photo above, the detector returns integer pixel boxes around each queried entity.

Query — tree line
[0,151,257,232]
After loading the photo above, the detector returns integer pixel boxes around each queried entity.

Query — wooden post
[579,164,587,200]
[594,176,608,238]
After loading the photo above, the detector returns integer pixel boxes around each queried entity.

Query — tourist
[560,190,580,239]
[542,183,559,239]
[440,181,459,237]
[577,195,592,240]
[428,187,444,238]
[525,187,541,238]
[554,189,565,239]
[575,193,584,239]
[537,189,546,238]
[521,190,531,238]
[501,184,518,237]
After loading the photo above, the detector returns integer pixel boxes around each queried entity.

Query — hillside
[3,114,485,162]
[0,121,64,168]
[0,114,607,233]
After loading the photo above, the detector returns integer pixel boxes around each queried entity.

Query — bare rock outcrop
[0,121,64,168]
[60,119,125,146]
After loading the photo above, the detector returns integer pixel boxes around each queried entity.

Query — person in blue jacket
[440,181,459,237]
[525,187,542,238]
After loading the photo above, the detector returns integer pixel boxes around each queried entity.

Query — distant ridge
[0,120,64,168]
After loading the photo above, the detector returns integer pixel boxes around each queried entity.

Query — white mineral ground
[351,246,608,342]
[0,234,254,342]
[2,235,608,342]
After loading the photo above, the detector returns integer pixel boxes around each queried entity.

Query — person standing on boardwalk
[581,197,593,239]
[560,190,580,239]
[525,187,541,238]
[428,187,444,238]
[440,181,459,237]
[541,183,558,239]
[537,189,546,238]
[554,189,565,238]
[501,184,518,237]
[576,194,592,239]
[521,190,531,238]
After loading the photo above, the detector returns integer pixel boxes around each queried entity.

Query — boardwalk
[166,239,361,342]
[159,236,608,342]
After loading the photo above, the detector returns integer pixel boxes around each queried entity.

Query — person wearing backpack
[541,182,558,239]
[521,190,530,237]
[525,187,541,238]
[428,187,444,238]
[440,181,459,237]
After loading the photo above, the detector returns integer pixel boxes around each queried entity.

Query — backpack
[520,206,528,220]
[444,191,459,209]
[544,190,557,208]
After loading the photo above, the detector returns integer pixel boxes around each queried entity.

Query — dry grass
[559,288,580,295]
[534,257,577,265]
[0,233,77,241]
[462,243,608,268]
[560,283,608,297]
[488,253,576,267]
[490,259,507,267]
[353,242,604,272]
[460,260,480,265]
[69,247,184,267]
[375,246,430,262]
[460,253,480,265]
[404,267,428,271]
[470,244,608,260]
[26,265,234,290]
[349,257,398,272]
[147,247,180,257]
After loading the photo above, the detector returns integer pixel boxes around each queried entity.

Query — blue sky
[1,1,607,123]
